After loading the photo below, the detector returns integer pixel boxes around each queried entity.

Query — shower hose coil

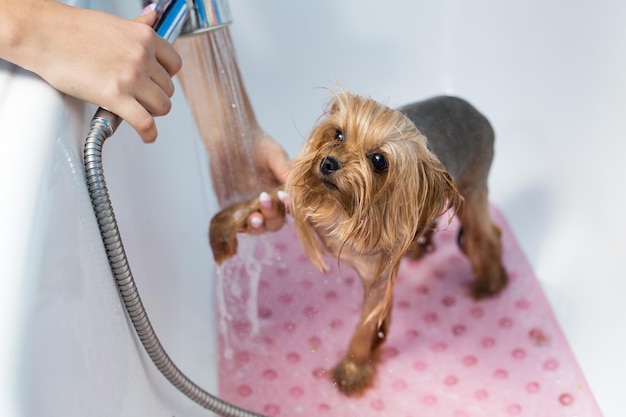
[84,113,268,417]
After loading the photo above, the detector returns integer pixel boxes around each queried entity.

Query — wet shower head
[150,0,232,43]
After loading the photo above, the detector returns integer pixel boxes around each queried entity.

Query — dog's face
[287,91,460,272]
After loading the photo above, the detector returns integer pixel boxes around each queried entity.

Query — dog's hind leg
[458,186,507,299]
[405,220,437,259]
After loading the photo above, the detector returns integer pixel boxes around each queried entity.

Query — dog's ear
[291,212,329,273]
[415,156,462,232]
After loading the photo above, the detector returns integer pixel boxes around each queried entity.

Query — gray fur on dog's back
[398,96,494,186]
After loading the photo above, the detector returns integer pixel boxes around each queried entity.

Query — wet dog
[209,90,507,395]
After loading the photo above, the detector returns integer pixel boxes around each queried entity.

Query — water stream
[175,28,277,208]
[174,28,284,360]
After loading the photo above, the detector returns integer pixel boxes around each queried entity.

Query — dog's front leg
[209,188,286,264]
[331,268,392,396]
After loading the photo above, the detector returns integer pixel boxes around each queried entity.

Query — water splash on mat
[216,234,281,360]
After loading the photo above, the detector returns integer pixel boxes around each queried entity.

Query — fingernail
[277,190,289,204]
[250,216,263,229]
[259,192,273,210]
[141,2,157,16]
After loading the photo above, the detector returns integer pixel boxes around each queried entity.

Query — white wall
[228,1,626,415]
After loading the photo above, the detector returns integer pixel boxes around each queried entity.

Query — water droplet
[281,321,297,333]
[499,317,514,328]
[300,279,314,289]
[313,367,327,379]
[289,386,305,398]
[262,369,277,380]
[452,324,467,336]
[507,404,522,415]
[423,312,439,324]
[559,393,574,406]
[415,284,429,295]
[444,375,459,386]
[413,361,427,371]
[370,399,385,410]
[330,319,344,329]
[318,403,331,413]
[431,341,448,352]
[475,389,489,400]
[529,328,549,346]
[512,348,527,359]
[325,290,338,301]
[381,346,399,359]
[470,306,485,319]
[406,329,420,339]
[258,307,272,318]
[237,385,252,397]
[463,355,477,366]
[482,337,496,348]
[434,269,446,279]
[263,403,280,416]
[285,352,301,363]
[494,369,508,379]
[392,380,407,391]
[304,305,318,318]
[279,292,293,304]
[543,359,559,371]
[442,296,456,307]
[234,351,251,363]
[526,381,540,393]
[422,395,437,406]
[309,336,322,348]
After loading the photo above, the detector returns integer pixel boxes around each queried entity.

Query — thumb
[134,3,158,26]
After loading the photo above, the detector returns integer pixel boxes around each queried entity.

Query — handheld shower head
[92,0,232,134]
[151,0,232,42]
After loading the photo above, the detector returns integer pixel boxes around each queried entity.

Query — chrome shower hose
[83,110,268,417]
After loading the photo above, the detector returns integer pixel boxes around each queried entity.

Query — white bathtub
[1,0,624,416]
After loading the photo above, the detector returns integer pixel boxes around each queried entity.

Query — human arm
[0,0,181,143]
[174,30,290,232]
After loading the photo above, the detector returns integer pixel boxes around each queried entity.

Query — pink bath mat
[215,207,602,417]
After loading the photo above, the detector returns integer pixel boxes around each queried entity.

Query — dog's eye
[334,130,344,142]
[369,153,388,172]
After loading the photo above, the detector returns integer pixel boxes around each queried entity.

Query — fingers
[155,36,183,76]
[123,6,181,142]
[117,98,159,143]
[135,4,158,24]
[247,191,289,234]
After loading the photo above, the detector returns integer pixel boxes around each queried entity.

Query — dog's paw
[404,236,435,259]
[209,208,245,265]
[209,189,286,264]
[470,265,508,300]
[331,359,375,396]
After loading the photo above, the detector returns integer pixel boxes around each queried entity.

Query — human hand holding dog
[209,188,288,265]
[246,134,291,234]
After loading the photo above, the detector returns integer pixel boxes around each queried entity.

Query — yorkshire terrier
[209,90,507,396]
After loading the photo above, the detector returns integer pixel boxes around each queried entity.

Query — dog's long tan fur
[209,90,506,396]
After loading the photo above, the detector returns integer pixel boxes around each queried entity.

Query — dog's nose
[320,156,341,176]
